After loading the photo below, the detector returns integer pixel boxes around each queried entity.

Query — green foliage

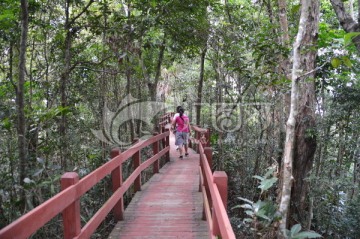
[232,167,279,237]
[284,224,322,239]
[253,166,278,194]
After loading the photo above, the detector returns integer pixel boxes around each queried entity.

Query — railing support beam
[61,172,81,239]
[111,148,124,221]
[153,132,159,173]
[165,128,170,162]
[212,171,229,237]
[133,138,141,192]
[204,147,213,171]
[214,171,228,209]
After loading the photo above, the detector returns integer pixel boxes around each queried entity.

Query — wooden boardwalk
[108,132,209,239]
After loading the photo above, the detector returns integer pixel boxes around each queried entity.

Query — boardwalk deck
[108,132,209,239]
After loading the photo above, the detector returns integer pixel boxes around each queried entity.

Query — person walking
[172,106,181,150]
[171,106,191,159]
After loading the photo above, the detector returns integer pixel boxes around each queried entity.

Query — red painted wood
[198,142,236,239]
[61,173,81,239]
[0,129,170,239]
[0,119,235,239]
[111,148,124,221]
[153,132,159,173]
[133,138,141,192]
[108,132,209,239]
[214,171,228,210]
[212,172,229,238]
[204,147,213,171]
[165,128,170,162]
[0,184,77,238]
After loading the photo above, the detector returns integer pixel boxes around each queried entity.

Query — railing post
[212,171,229,237]
[212,208,220,237]
[111,148,124,221]
[203,147,212,218]
[153,132,159,173]
[213,171,228,209]
[165,128,170,162]
[194,131,198,153]
[206,128,211,147]
[199,153,207,220]
[133,138,141,192]
[204,147,213,172]
[61,172,81,239]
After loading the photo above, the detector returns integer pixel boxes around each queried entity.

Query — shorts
[175,131,189,146]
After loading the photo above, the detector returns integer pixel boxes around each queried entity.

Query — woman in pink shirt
[171,106,191,159]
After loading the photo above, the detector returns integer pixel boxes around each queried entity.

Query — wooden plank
[108,132,209,239]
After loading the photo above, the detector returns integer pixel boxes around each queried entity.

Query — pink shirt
[174,114,190,132]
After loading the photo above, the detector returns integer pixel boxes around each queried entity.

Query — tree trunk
[17,0,29,210]
[151,36,166,102]
[278,0,320,235]
[275,0,291,207]
[196,47,207,126]
[60,7,72,170]
[330,0,360,53]
[60,0,94,169]
[290,0,320,229]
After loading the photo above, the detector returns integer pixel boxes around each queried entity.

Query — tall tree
[196,47,207,125]
[59,0,94,169]
[17,0,29,210]
[278,0,320,235]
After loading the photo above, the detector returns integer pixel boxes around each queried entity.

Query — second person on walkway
[171,106,191,159]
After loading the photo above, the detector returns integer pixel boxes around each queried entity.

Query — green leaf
[264,167,276,178]
[240,204,253,210]
[245,210,254,216]
[291,4,301,14]
[341,56,352,67]
[1,118,11,130]
[344,32,360,46]
[23,178,34,184]
[231,205,242,209]
[238,197,253,204]
[331,57,341,68]
[258,177,278,192]
[293,231,322,239]
[291,224,302,237]
[253,175,264,181]
[256,208,271,220]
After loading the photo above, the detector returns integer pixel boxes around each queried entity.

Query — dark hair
[176,106,182,113]
[178,107,184,121]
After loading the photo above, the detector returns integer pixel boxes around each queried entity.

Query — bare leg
[179,146,183,157]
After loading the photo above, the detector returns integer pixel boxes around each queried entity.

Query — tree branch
[69,0,95,27]
[330,0,358,32]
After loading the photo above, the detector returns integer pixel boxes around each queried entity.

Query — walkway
[108,132,209,239]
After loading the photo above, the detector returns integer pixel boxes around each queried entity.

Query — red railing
[192,125,236,239]
[191,125,211,151]
[0,113,236,239]
[158,112,174,133]
[0,131,170,239]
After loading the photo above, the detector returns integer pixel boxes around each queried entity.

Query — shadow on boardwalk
[108,132,209,239]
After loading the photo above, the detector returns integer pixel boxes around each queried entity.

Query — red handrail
[0,130,170,239]
[193,125,236,239]
[158,112,174,133]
